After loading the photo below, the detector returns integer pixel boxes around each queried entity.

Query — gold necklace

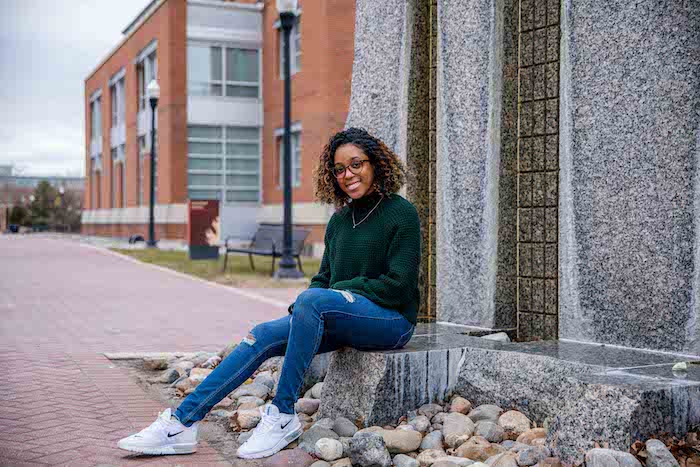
[352,196,383,229]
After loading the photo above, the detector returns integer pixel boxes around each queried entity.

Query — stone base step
[319,327,700,463]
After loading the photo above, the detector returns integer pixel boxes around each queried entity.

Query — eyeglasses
[333,159,370,177]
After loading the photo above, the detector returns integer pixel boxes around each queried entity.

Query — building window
[110,145,125,208]
[278,20,301,78]
[93,171,101,210]
[277,131,301,188]
[137,51,157,111]
[138,136,146,205]
[111,86,117,127]
[187,44,260,98]
[90,159,94,208]
[187,125,260,203]
[121,145,126,208]
[110,78,125,128]
[111,148,117,208]
[138,136,158,206]
[90,97,102,145]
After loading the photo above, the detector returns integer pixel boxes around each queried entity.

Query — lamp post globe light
[147,79,160,248]
[275,0,304,279]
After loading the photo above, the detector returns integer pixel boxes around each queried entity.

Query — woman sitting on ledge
[117,127,421,459]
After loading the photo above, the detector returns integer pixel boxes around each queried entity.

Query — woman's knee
[292,289,335,324]
[246,317,290,348]
[295,288,328,307]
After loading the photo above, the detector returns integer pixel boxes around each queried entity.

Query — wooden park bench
[222,224,311,276]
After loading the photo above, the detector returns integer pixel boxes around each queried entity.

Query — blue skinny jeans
[175,288,415,425]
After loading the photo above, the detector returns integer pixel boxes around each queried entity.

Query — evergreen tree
[9,205,28,225]
[29,181,57,227]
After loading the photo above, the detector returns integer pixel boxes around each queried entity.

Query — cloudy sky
[0,0,151,176]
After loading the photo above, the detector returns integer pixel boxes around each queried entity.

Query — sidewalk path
[0,235,303,466]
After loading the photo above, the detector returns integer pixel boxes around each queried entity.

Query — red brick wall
[82,223,186,240]
[261,0,356,206]
[84,0,187,211]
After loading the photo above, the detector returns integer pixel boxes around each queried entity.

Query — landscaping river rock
[135,339,699,467]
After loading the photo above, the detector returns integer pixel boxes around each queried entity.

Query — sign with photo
[187,200,220,260]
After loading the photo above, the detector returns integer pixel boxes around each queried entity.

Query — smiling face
[333,143,376,200]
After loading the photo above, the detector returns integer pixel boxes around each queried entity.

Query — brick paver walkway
[0,236,301,466]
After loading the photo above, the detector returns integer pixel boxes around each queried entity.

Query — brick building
[82,0,355,254]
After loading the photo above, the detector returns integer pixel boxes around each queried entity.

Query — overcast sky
[0,0,151,176]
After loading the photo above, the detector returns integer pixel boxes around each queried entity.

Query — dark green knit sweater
[290,191,421,325]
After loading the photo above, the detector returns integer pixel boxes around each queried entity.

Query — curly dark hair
[314,127,406,209]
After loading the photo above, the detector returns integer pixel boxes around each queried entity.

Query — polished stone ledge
[320,331,700,463]
[402,329,700,373]
[414,322,517,338]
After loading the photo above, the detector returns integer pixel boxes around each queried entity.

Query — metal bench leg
[249,253,255,272]
[296,255,304,274]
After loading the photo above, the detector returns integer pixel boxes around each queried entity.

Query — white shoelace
[252,407,281,436]
[139,411,172,436]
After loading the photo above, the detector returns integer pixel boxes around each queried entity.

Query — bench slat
[223,224,312,275]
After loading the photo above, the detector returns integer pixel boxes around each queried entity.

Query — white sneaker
[117,408,198,455]
[236,404,303,459]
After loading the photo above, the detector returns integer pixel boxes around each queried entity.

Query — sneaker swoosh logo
[281,420,292,429]
[167,431,184,437]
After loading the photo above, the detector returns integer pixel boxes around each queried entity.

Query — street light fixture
[147,79,160,248]
[274,0,303,279]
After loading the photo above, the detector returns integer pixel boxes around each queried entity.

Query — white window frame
[90,96,102,150]
[277,16,301,78]
[138,136,146,205]
[111,87,118,128]
[187,125,261,203]
[275,124,302,188]
[111,147,118,208]
[121,144,126,208]
[187,42,261,99]
[110,145,126,208]
[138,134,159,205]
[93,167,101,209]
[137,47,157,112]
[110,72,125,129]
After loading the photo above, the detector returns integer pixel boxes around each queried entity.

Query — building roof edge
[187,0,264,11]
[122,0,161,35]
[84,0,166,85]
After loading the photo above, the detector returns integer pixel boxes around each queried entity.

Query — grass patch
[111,248,320,288]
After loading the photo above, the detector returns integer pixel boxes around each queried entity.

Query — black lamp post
[275,0,303,279]
[147,79,160,248]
